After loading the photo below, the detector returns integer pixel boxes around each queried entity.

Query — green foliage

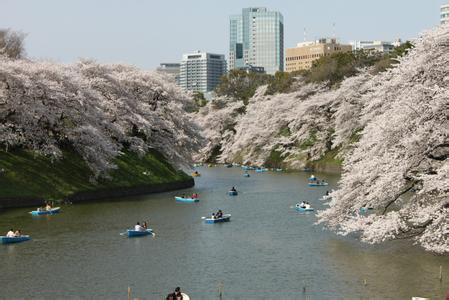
[299,130,317,150]
[215,70,271,104]
[265,71,295,95]
[278,126,291,137]
[193,91,207,108]
[372,41,414,74]
[304,41,414,84]
[314,146,343,166]
[0,149,189,200]
[306,52,359,85]
[265,148,284,168]
[349,128,364,144]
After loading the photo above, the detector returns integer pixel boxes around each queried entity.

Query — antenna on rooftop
[332,22,336,40]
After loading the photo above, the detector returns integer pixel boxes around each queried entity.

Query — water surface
[1,167,447,299]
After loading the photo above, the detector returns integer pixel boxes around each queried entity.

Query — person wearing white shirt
[134,222,144,232]
[305,203,311,209]
[6,229,15,237]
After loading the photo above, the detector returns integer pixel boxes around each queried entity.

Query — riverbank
[0,148,194,210]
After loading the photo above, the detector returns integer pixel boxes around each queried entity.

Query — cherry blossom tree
[0,58,203,177]
[318,25,449,254]
[196,25,448,252]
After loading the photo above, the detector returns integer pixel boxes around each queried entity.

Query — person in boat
[14,229,21,237]
[45,202,52,211]
[216,210,223,218]
[211,213,216,219]
[299,201,306,208]
[309,174,316,181]
[174,287,183,300]
[305,202,311,209]
[134,222,144,232]
[142,221,148,229]
[6,229,15,237]
[230,186,236,192]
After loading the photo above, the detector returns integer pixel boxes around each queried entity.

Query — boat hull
[308,183,328,186]
[175,197,199,202]
[205,214,231,224]
[30,207,61,215]
[1,235,31,244]
[295,205,314,212]
[228,191,238,196]
[127,229,153,237]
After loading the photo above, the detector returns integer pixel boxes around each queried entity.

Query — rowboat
[243,173,250,177]
[191,172,201,177]
[30,207,61,215]
[308,182,328,186]
[228,190,238,196]
[1,235,31,244]
[175,197,199,203]
[126,229,153,237]
[295,206,314,212]
[241,166,255,170]
[205,214,231,224]
[359,207,374,213]
[255,168,268,173]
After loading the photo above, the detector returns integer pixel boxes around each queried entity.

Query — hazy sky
[1,0,446,69]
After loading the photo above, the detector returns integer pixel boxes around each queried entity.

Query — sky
[0,0,446,70]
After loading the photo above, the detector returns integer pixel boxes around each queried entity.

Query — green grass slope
[0,149,191,201]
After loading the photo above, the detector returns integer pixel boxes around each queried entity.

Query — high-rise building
[229,7,284,75]
[442,4,449,24]
[179,51,227,93]
[156,63,180,84]
[285,38,352,72]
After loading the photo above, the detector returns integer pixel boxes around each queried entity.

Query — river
[0,166,447,299]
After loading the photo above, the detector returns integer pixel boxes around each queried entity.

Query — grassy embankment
[0,148,191,201]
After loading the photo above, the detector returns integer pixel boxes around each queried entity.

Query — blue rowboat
[175,197,199,203]
[359,207,374,213]
[228,190,238,196]
[30,207,61,215]
[308,182,328,186]
[205,214,231,224]
[126,229,153,237]
[242,166,255,170]
[295,206,314,212]
[243,173,250,177]
[1,235,31,244]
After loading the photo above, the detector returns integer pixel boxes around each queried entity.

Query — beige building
[285,38,352,72]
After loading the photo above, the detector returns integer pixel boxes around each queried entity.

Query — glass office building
[179,51,227,93]
[229,7,284,75]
